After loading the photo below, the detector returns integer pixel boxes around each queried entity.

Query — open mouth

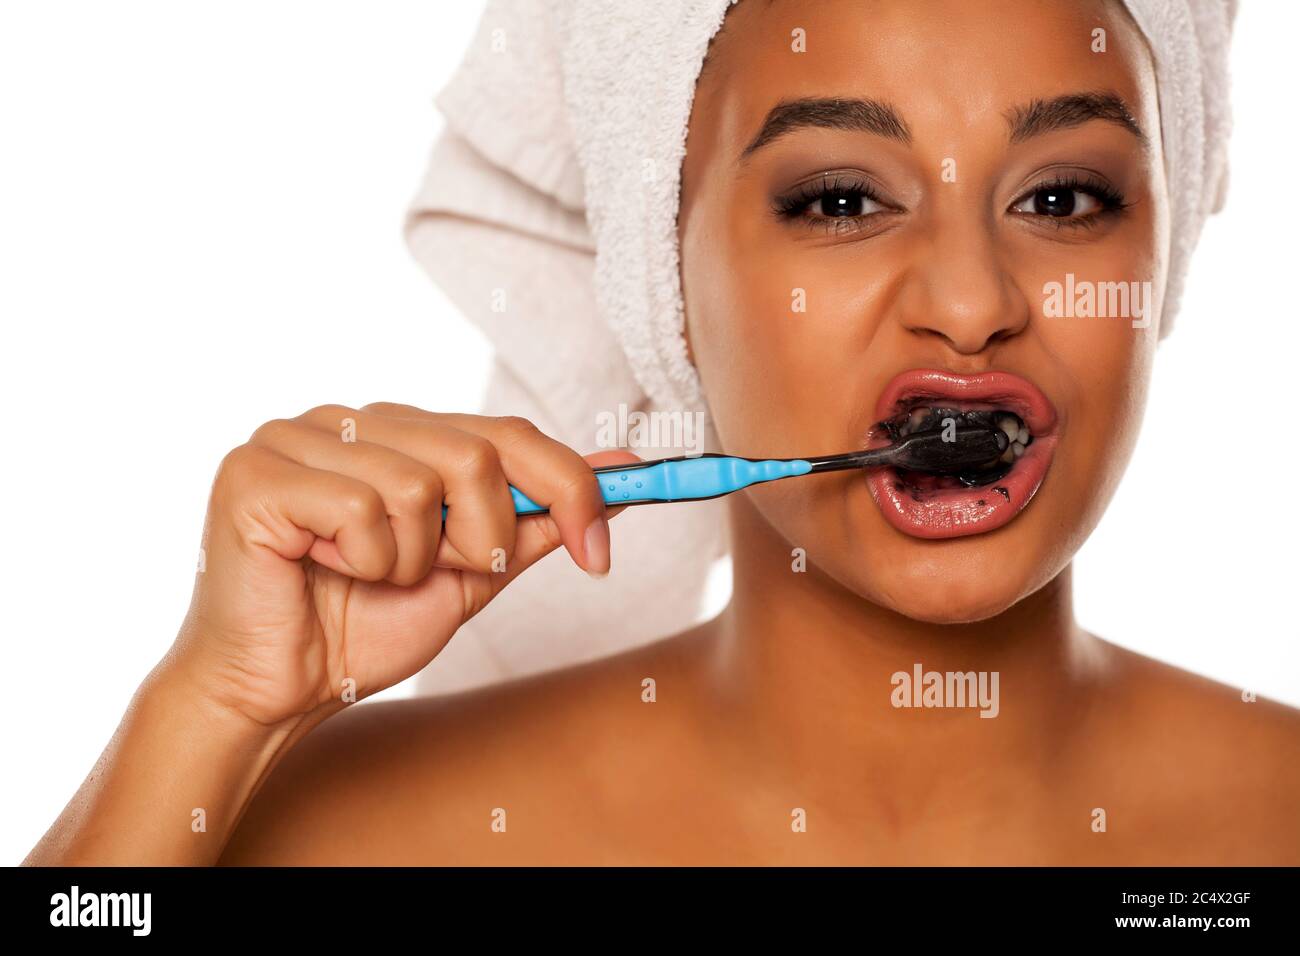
[865,370,1059,540]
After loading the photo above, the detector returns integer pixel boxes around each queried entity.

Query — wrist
[26,640,339,867]
[27,656,331,866]
[160,614,349,728]
[124,657,334,864]
[142,650,335,746]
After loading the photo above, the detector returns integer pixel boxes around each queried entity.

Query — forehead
[695,0,1156,160]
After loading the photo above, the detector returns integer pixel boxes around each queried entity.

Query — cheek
[684,230,891,456]
[683,240,795,452]
[1051,319,1156,555]
[1035,237,1162,502]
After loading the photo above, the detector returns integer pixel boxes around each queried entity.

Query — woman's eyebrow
[738,90,1147,164]
[1006,91,1148,148]
[739,96,911,162]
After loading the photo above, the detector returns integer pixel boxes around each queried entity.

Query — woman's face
[679,0,1167,622]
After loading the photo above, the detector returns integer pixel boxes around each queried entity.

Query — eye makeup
[771,166,1132,236]
[771,169,900,236]
[1007,170,1132,231]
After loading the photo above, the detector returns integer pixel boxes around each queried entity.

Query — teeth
[899,408,928,436]
[993,414,1030,464]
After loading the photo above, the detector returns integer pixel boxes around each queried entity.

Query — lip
[865,369,1060,540]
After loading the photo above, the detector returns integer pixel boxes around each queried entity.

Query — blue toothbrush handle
[441,454,812,518]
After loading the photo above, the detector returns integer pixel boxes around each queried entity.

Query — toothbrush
[445,426,1008,517]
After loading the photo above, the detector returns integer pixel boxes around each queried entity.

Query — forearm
[24,656,332,866]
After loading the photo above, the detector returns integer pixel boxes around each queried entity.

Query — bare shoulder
[219,629,708,865]
[1076,639,1300,863]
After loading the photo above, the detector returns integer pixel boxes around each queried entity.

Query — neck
[699,496,1112,803]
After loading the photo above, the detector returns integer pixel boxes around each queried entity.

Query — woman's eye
[814,190,887,218]
[772,172,899,232]
[1012,187,1103,218]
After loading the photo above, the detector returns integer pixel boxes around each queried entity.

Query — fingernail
[584,514,610,578]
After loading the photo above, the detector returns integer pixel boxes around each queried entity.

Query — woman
[27,0,1298,866]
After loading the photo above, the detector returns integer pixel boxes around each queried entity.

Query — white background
[1,1,1295,864]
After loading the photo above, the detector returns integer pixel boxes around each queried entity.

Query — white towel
[406,0,1236,695]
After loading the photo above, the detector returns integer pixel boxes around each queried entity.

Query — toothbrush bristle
[893,427,1007,473]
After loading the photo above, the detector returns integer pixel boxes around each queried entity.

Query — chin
[839,540,1060,625]
[874,579,1025,625]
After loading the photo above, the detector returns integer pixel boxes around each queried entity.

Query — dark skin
[220,623,1300,865]
[29,0,1300,866]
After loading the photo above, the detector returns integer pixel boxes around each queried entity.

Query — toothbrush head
[888,426,1009,475]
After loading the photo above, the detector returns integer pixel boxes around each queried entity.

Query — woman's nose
[895,221,1030,355]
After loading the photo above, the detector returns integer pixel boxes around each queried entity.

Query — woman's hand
[26,403,633,867]
[174,403,636,728]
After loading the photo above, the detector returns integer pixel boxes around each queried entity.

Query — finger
[441,413,609,575]
[248,418,444,587]
[212,444,397,581]
[295,405,517,574]
[362,405,613,576]
[483,449,642,600]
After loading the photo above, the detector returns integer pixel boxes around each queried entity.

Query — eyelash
[1009,173,1130,231]
[772,172,1130,235]
[772,173,890,234]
